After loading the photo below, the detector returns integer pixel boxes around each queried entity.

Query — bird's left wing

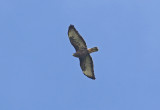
[79,55,95,80]
[68,25,87,51]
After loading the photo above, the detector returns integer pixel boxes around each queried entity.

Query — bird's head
[72,53,79,58]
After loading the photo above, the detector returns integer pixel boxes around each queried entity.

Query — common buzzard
[68,25,98,80]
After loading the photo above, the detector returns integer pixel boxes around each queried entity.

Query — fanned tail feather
[88,47,98,54]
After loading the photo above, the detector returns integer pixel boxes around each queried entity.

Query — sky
[0,0,160,110]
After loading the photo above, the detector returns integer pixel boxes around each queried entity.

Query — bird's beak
[72,54,75,56]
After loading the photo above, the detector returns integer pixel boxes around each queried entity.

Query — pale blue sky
[0,0,160,110]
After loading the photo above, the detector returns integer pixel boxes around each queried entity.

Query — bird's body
[73,49,88,58]
[68,25,98,80]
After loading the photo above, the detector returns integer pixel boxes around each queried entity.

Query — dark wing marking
[79,54,95,80]
[68,25,87,51]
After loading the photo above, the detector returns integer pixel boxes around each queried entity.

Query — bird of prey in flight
[68,25,98,80]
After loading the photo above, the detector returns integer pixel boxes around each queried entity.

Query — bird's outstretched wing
[68,25,87,51]
[79,55,95,80]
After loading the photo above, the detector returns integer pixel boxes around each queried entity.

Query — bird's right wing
[79,55,95,80]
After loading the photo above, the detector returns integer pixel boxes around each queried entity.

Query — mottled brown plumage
[68,25,98,80]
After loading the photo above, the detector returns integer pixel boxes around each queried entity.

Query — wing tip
[68,24,75,35]
[69,24,74,29]
[90,77,96,80]
[84,74,96,80]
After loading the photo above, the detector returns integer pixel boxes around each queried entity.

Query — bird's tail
[88,47,98,54]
